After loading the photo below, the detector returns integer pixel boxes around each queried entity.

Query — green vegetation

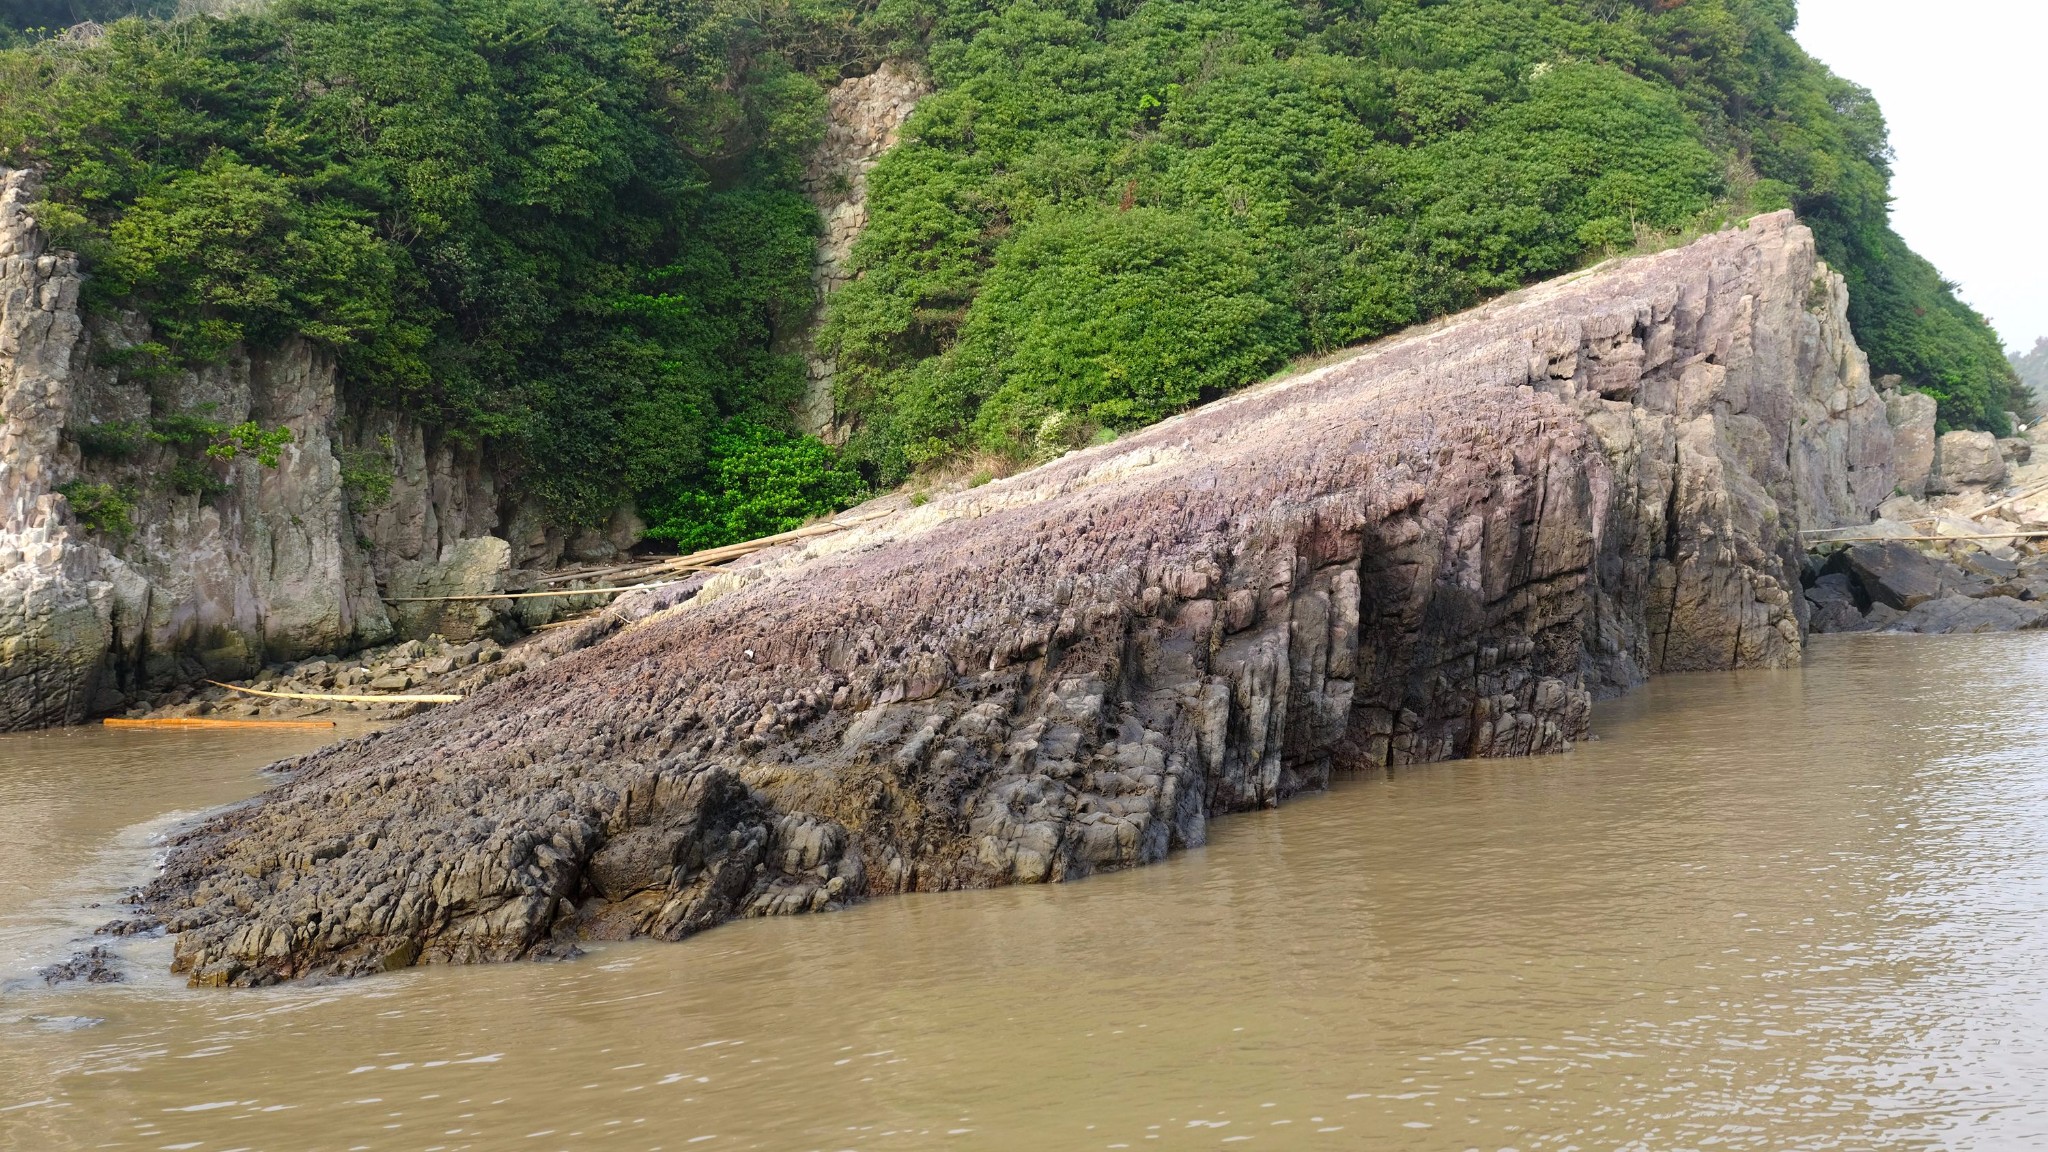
[339,437,397,512]
[3,0,2024,522]
[0,2,174,40]
[827,0,2026,476]
[644,420,863,550]
[2012,338,2048,411]
[72,419,144,459]
[54,478,134,536]
[0,0,846,530]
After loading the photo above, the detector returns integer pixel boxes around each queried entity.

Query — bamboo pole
[382,579,688,605]
[205,680,464,704]
[1805,530,2048,545]
[1972,477,2048,517]
[385,505,899,605]
[1801,518,1934,535]
[104,717,337,730]
[1802,479,2048,539]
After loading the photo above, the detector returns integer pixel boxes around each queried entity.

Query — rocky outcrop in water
[136,213,1895,985]
[1803,421,2048,635]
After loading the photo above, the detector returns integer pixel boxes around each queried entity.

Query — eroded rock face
[1885,388,1938,498]
[0,166,580,727]
[784,64,929,440]
[141,213,1894,985]
[0,167,123,726]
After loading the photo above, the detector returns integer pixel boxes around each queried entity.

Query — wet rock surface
[39,945,121,986]
[139,214,1892,985]
[1884,594,2048,634]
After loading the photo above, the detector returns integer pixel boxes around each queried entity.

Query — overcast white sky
[1794,1,2046,352]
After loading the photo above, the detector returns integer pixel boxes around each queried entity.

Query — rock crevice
[139,213,1893,985]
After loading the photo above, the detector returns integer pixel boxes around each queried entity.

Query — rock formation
[138,213,1895,985]
[784,64,928,440]
[1884,386,1938,498]
[0,62,932,730]
[1803,417,2048,636]
[1933,429,2007,492]
[0,168,110,727]
[0,167,598,729]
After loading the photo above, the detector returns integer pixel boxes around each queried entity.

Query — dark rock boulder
[1803,573,1865,633]
[1837,542,1970,609]
[1882,594,2048,634]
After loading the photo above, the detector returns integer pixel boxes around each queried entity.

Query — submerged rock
[140,213,1893,985]
[39,945,122,986]
[1803,572,1865,633]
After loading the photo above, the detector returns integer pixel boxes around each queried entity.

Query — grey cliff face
[0,167,116,727]
[784,64,929,441]
[0,166,581,729]
[0,65,936,730]
[138,213,1894,986]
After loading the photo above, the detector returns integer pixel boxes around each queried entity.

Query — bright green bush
[826,0,2022,480]
[55,479,135,536]
[645,420,864,551]
[0,0,834,525]
[964,206,1299,449]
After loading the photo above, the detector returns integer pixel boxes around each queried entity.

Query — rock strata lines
[140,212,1894,985]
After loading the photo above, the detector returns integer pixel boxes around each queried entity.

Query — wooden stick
[1804,479,2048,538]
[383,506,898,605]
[1802,517,1934,535]
[1973,477,2048,517]
[104,717,337,730]
[537,507,897,586]
[1808,530,2048,544]
[382,579,688,605]
[205,680,464,704]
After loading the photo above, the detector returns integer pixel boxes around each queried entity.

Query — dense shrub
[0,0,856,527]
[2,0,2021,519]
[55,478,134,536]
[644,420,864,550]
[827,0,2023,480]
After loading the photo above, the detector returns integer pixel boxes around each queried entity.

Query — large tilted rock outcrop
[140,213,1894,985]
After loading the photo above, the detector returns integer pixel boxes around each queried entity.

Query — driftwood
[1809,530,2048,545]
[104,717,336,730]
[205,680,464,705]
[381,579,690,605]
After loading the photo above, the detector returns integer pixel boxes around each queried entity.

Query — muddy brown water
[4,635,2048,1150]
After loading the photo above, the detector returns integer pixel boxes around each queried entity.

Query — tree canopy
[0,0,2022,522]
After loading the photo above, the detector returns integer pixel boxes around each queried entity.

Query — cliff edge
[140,213,1895,984]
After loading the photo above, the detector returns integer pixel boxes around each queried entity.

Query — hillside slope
[0,0,2020,505]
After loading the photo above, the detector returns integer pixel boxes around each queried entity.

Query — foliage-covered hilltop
[0,0,2026,540]
[2014,338,2048,411]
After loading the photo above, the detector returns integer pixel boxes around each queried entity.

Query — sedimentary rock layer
[141,213,1894,985]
